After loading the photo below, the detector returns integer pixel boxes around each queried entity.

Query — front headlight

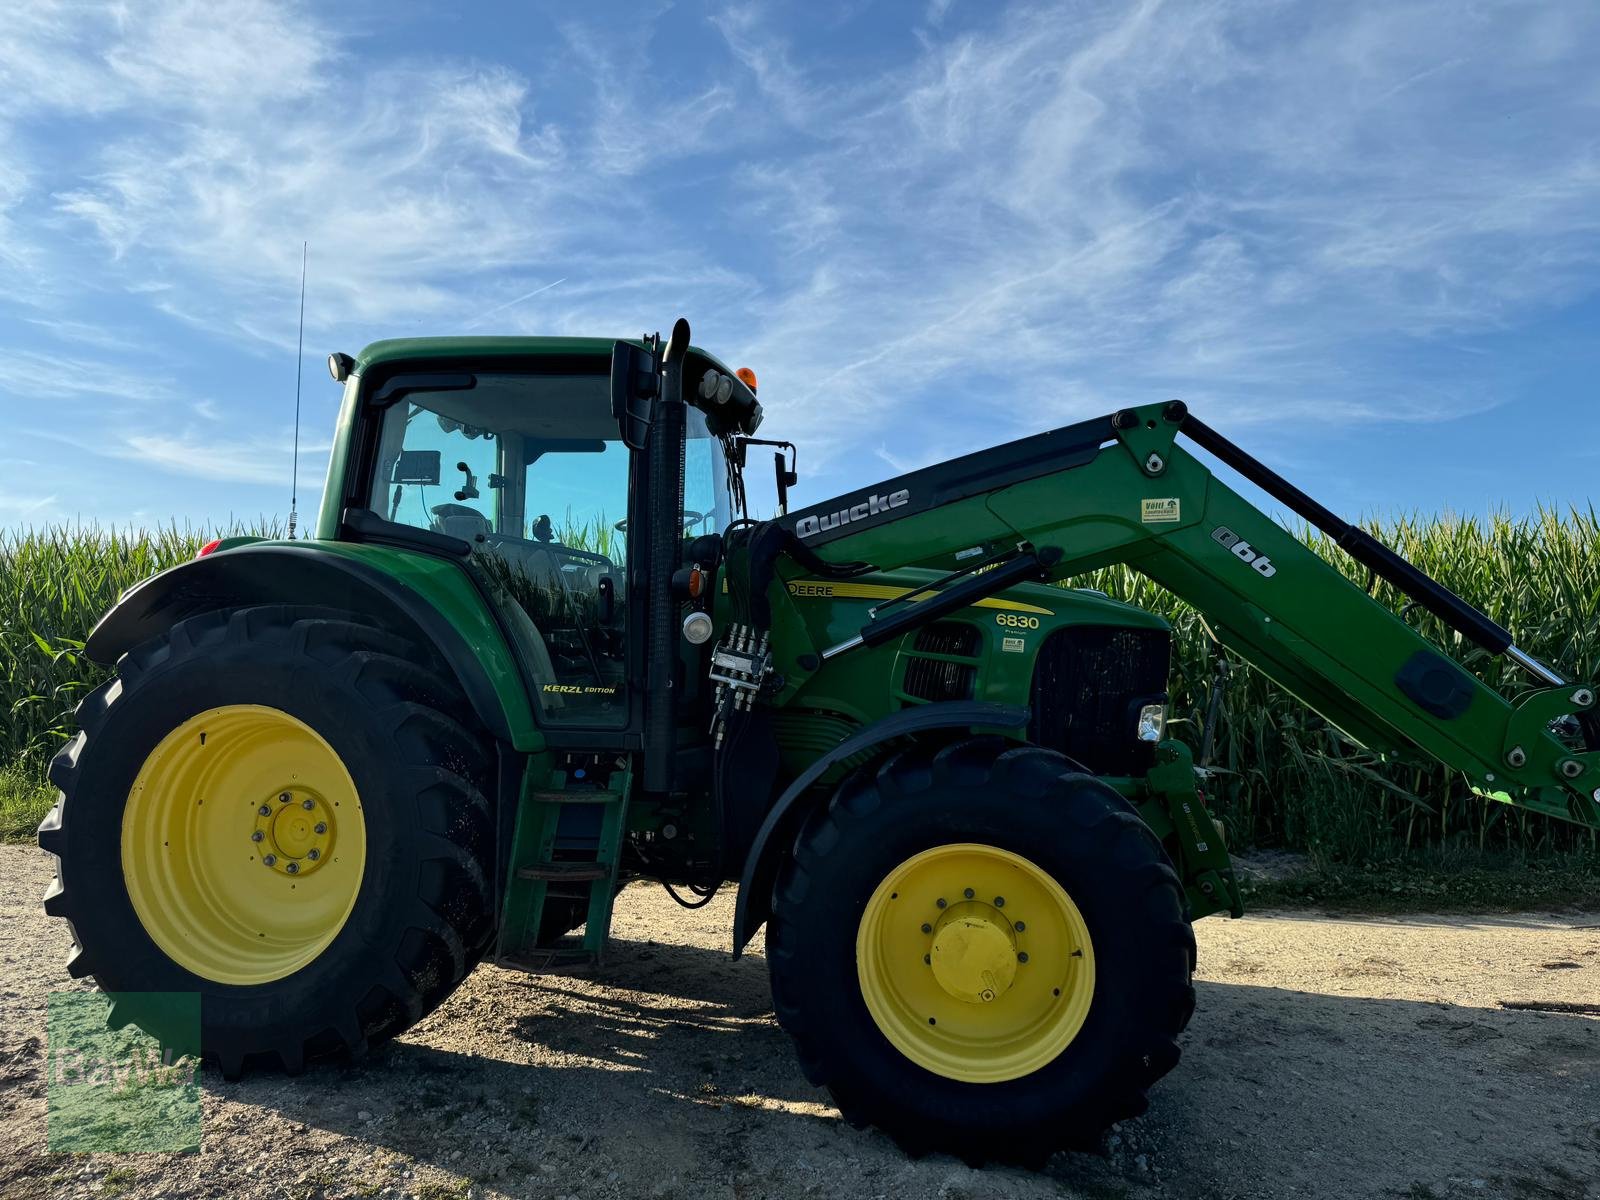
[1136,703,1167,743]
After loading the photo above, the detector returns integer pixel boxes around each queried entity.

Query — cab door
[361,370,639,731]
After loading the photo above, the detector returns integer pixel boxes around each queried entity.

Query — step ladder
[494,761,630,972]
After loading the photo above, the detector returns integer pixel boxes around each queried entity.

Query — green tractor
[39,319,1600,1162]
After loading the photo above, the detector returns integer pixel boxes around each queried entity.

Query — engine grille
[914,621,981,657]
[1029,625,1170,775]
[902,621,980,702]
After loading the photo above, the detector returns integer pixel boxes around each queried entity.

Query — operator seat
[430,502,492,544]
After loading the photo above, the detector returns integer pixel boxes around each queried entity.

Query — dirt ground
[2,842,1596,1200]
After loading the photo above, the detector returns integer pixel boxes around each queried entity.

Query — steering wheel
[614,510,704,534]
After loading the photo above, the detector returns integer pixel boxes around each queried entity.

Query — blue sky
[1,0,1596,532]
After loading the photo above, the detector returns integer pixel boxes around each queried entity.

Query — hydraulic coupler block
[709,623,772,747]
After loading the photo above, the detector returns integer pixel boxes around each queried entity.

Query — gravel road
[2,843,1596,1200]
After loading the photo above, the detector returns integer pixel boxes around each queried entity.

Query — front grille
[1029,626,1170,775]
[914,621,981,657]
[903,621,980,702]
[904,656,977,702]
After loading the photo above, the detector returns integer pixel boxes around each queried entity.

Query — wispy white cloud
[0,349,177,402]
[0,490,56,519]
[0,0,1597,526]
[118,430,323,486]
[693,0,1600,481]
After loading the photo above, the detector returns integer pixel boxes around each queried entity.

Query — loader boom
[772,401,1600,831]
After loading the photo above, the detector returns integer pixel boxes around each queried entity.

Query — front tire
[767,737,1195,1164]
[38,606,495,1077]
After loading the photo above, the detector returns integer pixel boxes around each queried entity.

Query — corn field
[3,511,1596,862]
[1077,508,1600,862]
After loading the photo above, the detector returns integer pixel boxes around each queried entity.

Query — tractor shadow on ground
[225,933,1600,1199]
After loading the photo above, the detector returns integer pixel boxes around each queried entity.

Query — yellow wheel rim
[121,704,367,986]
[856,843,1095,1083]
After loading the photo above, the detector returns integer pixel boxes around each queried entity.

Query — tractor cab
[339,334,754,732]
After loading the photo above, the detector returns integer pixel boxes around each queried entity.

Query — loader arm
[772,401,1599,830]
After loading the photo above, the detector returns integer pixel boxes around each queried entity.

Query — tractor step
[515,861,609,883]
[526,789,626,805]
[499,941,596,973]
[495,763,631,974]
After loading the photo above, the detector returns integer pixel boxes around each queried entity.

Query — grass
[0,760,55,841]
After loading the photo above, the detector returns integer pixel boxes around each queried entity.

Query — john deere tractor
[40,319,1599,1162]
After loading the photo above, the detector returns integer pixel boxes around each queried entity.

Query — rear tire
[38,606,496,1077]
[767,736,1195,1164]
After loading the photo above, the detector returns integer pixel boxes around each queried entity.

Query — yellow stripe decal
[786,580,1053,616]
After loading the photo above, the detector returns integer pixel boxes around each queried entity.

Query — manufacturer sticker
[1141,498,1181,523]
[795,488,910,539]
[1002,636,1026,653]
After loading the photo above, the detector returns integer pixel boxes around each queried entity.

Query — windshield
[367,372,730,546]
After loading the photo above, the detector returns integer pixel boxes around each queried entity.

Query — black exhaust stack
[642,319,691,794]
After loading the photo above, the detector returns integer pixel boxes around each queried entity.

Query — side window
[370,406,500,541]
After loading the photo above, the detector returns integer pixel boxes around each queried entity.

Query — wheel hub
[928,901,1017,1003]
[253,789,335,877]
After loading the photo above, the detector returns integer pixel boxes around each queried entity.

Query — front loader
[40,318,1599,1163]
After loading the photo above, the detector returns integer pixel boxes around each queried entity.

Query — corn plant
[2,509,1596,863]
[1073,506,1600,863]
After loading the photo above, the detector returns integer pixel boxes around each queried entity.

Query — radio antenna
[288,241,307,539]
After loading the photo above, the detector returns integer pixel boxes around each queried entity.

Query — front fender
[731,701,1029,957]
[85,541,538,747]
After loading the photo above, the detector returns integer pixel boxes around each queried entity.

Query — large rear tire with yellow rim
[767,736,1195,1164]
[38,606,495,1077]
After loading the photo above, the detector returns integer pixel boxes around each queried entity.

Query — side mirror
[773,452,795,515]
[733,437,799,514]
[610,340,659,452]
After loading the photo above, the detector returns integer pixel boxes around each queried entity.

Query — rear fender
[84,543,533,746]
[731,701,1029,957]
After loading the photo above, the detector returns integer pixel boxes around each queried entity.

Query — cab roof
[354,335,737,376]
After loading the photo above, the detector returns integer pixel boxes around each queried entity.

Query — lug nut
[935,898,947,909]
[307,849,320,861]
[1014,920,1026,932]
[302,798,315,810]
[258,805,272,816]
[285,862,299,874]
[262,854,277,867]
[921,923,933,933]
[314,822,327,835]
[963,888,975,899]
[994,896,1005,907]
[923,954,931,965]
[278,792,292,803]
[251,831,264,843]
[1017,952,1029,964]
